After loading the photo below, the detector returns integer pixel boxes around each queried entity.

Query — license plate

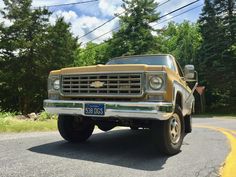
[84,103,105,116]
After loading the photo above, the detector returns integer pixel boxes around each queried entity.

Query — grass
[0,112,57,133]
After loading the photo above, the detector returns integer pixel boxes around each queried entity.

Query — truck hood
[50,64,166,75]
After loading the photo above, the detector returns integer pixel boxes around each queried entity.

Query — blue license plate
[84,103,105,115]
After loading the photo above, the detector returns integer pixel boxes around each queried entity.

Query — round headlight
[53,79,60,90]
[149,76,163,90]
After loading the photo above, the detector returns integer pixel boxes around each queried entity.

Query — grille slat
[61,73,143,97]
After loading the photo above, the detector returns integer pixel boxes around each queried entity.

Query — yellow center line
[194,125,236,177]
[195,125,236,136]
[217,127,236,136]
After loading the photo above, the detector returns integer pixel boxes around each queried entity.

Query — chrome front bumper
[44,99,174,120]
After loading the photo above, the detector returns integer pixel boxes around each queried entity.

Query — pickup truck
[44,54,197,155]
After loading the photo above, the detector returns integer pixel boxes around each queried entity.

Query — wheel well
[175,92,182,110]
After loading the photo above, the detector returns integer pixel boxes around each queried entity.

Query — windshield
[106,55,176,71]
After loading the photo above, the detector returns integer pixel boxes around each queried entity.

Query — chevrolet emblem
[90,81,105,88]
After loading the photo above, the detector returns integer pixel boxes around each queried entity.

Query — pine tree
[213,0,236,108]
[197,0,236,112]
[108,0,159,57]
[198,0,218,60]
[0,0,77,114]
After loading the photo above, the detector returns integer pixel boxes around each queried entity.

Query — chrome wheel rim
[169,114,181,144]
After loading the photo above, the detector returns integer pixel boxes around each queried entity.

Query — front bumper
[44,99,174,120]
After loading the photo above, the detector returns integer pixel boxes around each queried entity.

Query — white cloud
[54,10,77,23]
[72,15,119,44]
[98,0,123,16]
[0,14,13,27]
[34,0,122,44]
[49,10,118,45]
[49,10,77,25]
[0,0,202,44]
[31,0,79,7]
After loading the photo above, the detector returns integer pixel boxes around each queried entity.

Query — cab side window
[176,61,184,77]
[167,57,177,71]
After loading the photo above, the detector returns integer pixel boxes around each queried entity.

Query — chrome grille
[61,73,143,97]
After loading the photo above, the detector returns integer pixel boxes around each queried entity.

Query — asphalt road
[0,118,236,177]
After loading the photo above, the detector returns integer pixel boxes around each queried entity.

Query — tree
[0,0,78,114]
[74,42,109,66]
[156,21,202,66]
[108,0,159,57]
[197,0,236,112]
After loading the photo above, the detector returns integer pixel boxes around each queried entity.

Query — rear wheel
[151,106,184,155]
[58,115,94,143]
[97,122,115,132]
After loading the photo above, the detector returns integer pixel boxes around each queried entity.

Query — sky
[0,0,204,46]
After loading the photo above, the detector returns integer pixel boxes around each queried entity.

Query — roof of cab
[109,54,175,61]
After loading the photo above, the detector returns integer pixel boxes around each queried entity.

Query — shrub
[37,111,57,121]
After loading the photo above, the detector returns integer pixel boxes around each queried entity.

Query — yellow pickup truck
[44,54,197,155]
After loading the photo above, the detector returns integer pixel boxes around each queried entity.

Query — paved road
[0,118,235,177]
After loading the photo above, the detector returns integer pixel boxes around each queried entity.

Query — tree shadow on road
[29,129,170,171]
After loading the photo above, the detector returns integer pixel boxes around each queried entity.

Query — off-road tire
[151,105,185,155]
[58,115,94,143]
[97,122,115,132]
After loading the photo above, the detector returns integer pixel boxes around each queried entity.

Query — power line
[82,26,119,45]
[158,0,200,19]
[79,0,171,40]
[78,11,125,40]
[0,0,99,10]
[80,0,172,45]
[157,0,171,8]
[82,0,200,47]
[81,2,203,53]
[34,0,98,9]
[152,4,203,28]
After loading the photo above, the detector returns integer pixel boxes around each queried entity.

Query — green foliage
[0,111,18,119]
[44,18,78,70]
[37,111,57,121]
[197,0,236,112]
[74,42,110,66]
[0,0,78,114]
[156,21,202,66]
[107,0,159,58]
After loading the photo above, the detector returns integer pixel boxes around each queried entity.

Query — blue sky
[0,0,204,45]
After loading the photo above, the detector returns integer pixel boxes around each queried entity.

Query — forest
[0,0,235,114]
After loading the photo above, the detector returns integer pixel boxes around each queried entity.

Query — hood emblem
[90,81,105,88]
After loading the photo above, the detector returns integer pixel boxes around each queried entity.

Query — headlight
[149,76,163,90]
[53,79,60,90]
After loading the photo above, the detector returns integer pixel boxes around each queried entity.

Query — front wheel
[58,115,94,143]
[151,106,184,155]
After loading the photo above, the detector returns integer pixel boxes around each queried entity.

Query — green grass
[0,111,57,133]
[0,112,17,119]
[0,118,57,133]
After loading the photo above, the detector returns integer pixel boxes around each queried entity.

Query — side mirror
[184,65,196,81]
